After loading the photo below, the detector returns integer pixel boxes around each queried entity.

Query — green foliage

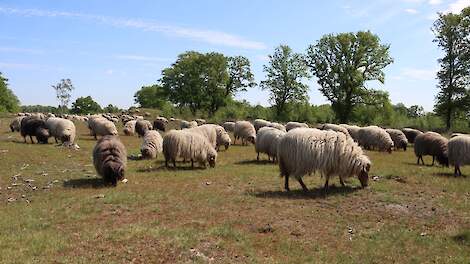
[433,7,470,130]
[71,96,102,114]
[103,104,121,113]
[52,79,74,110]
[306,31,394,123]
[21,105,60,114]
[0,72,20,113]
[261,45,310,119]
[226,56,256,96]
[134,84,168,109]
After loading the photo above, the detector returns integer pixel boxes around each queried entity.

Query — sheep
[20,116,50,144]
[88,117,118,139]
[255,127,286,162]
[162,130,217,168]
[267,122,287,132]
[448,135,470,176]
[9,116,24,132]
[339,124,361,142]
[320,123,350,137]
[450,133,467,138]
[278,128,371,191]
[401,128,423,144]
[93,135,127,186]
[188,124,218,149]
[234,121,256,145]
[135,120,153,137]
[45,117,76,146]
[222,121,235,132]
[123,120,137,136]
[357,126,394,153]
[180,120,198,129]
[385,129,408,151]
[414,132,449,167]
[195,119,206,125]
[155,116,168,123]
[153,119,167,132]
[254,119,270,132]
[204,124,231,151]
[285,121,308,131]
[141,130,163,159]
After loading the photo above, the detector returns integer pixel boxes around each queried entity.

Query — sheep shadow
[236,159,275,165]
[452,231,470,246]
[63,177,108,188]
[434,172,465,178]
[248,185,362,200]
[136,164,207,173]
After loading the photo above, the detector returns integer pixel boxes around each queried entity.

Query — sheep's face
[36,128,50,144]
[207,154,217,168]
[402,143,407,151]
[104,163,125,186]
[224,142,230,150]
[358,163,370,188]
[437,154,449,167]
[248,136,256,145]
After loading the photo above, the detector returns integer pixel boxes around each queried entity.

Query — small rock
[205,181,212,186]
[7,197,16,202]
[52,180,59,184]
[21,194,26,198]
[372,176,380,181]
[420,232,427,236]
[95,194,105,199]
[122,179,128,183]
[7,186,12,190]
[24,179,35,183]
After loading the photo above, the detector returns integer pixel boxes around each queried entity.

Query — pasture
[0,117,469,263]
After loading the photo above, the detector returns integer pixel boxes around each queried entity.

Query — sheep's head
[402,143,407,151]
[387,142,394,154]
[104,162,125,186]
[36,128,50,144]
[358,163,370,188]
[437,153,449,167]
[248,135,256,145]
[141,148,152,159]
[207,152,217,168]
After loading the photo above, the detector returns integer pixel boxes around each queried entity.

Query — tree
[71,96,102,114]
[226,56,256,96]
[103,104,121,113]
[306,31,394,123]
[52,79,74,112]
[134,84,168,108]
[433,7,470,130]
[261,45,310,118]
[0,72,20,113]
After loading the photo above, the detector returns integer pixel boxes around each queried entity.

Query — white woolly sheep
[123,120,137,136]
[141,130,163,159]
[45,117,76,146]
[320,123,350,137]
[285,122,308,131]
[135,120,153,137]
[88,117,118,139]
[357,126,394,153]
[401,128,423,144]
[195,119,206,125]
[204,124,231,151]
[9,116,25,132]
[385,128,408,151]
[414,131,449,166]
[255,127,286,162]
[180,120,198,129]
[267,122,287,132]
[339,124,361,142]
[188,124,218,149]
[253,119,270,132]
[93,135,127,186]
[163,130,217,168]
[222,121,235,132]
[234,121,256,145]
[278,128,371,191]
[448,135,470,176]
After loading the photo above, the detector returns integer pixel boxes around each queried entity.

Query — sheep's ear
[364,163,371,172]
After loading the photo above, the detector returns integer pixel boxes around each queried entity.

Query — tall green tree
[52,78,74,112]
[71,96,102,114]
[306,31,393,123]
[0,72,20,113]
[226,56,256,96]
[134,84,168,108]
[261,45,310,118]
[433,7,470,130]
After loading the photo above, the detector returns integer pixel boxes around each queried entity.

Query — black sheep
[20,117,50,144]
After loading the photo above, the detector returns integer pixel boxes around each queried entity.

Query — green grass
[1,117,470,263]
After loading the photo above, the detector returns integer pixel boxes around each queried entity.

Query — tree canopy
[52,79,74,111]
[134,84,168,109]
[71,96,102,114]
[0,72,20,113]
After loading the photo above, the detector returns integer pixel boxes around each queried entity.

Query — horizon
[1,0,469,111]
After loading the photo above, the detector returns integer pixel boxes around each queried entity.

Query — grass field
[0,117,469,263]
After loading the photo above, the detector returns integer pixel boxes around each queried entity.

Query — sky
[0,0,469,111]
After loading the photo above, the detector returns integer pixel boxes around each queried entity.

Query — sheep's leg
[173,159,176,168]
[432,156,435,166]
[191,159,194,168]
[55,137,58,144]
[23,136,27,143]
[420,156,425,165]
[284,175,290,191]
[340,177,346,187]
[298,177,308,192]
[30,136,34,144]
[324,176,330,190]
[454,166,460,177]
[165,159,168,168]
[257,152,259,161]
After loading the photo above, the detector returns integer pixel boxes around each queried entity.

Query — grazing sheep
[155,116,168,123]
[448,135,470,176]
[123,120,137,136]
[205,124,231,151]
[234,121,256,145]
[357,126,394,153]
[267,122,287,132]
[254,119,270,132]
[20,116,50,144]
[195,119,206,125]
[163,130,217,168]
[320,123,350,137]
[88,117,118,139]
[278,128,371,191]
[339,124,361,142]
[401,128,423,144]
[385,129,408,151]
[135,120,153,137]
[450,133,466,138]
[180,120,198,129]
[153,119,167,132]
[9,116,24,132]
[188,124,218,149]
[93,135,127,186]
[414,132,449,166]
[222,121,235,132]
[45,117,76,145]
[141,130,163,159]
[285,122,308,131]
[255,127,286,162]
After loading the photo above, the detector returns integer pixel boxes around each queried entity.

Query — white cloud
[405,8,419,14]
[113,54,172,62]
[401,67,437,80]
[446,0,469,13]
[0,6,266,50]
[428,0,442,5]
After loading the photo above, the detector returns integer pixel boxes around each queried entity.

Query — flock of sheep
[7,113,470,190]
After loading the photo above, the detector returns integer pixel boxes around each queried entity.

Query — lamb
[9,116,24,132]
[414,132,449,166]
[45,117,76,146]
[163,130,217,168]
[285,121,308,131]
[320,123,350,137]
[448,135,470,176]
[93,135,127,186]
[267,122,287,132]
[385,128,408,151]
[234,121,256,145]
[123,120,137,136]
[153,119,167,132]
[255,127,286,162]
[141,130,163,159]
[88,117,118,139]
[401,128,423,144]
[180,120,198,129]
[20,116,50,144]
[278,128,371,191]
[222,121,235,132]
[339,124,361,142]
[135,120,153,137]
[357,126,394,153]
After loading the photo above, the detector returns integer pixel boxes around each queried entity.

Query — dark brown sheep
[414,132,449,166]
[20,116,50,144]
[153,119,166,132]
[92,135,127,186]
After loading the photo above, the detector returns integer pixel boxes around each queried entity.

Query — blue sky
[0,0,468,111]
